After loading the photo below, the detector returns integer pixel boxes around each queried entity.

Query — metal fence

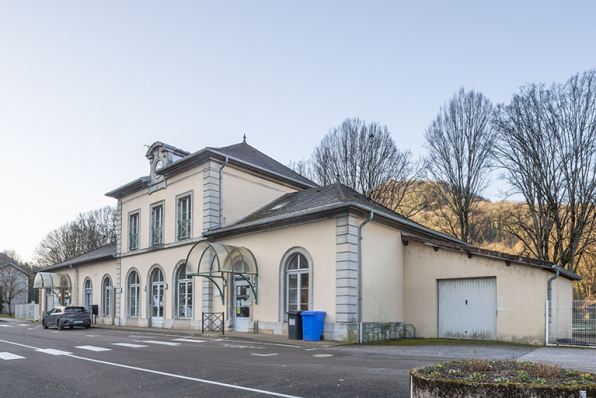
[15,304,40,321]
[362,322,416,343]
[202,312,225,335]
[546,300,596,347]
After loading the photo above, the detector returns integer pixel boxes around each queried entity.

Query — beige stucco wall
[221,166,298,227]
[119,244,201,324]
[361,222,405,322]
[404,242,573,344]
[220,218,337,324]
[120,168,204,253]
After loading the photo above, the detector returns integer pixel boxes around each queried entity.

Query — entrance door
[150,269,165,327]
[438,277,496,340]
[234,276,251,332]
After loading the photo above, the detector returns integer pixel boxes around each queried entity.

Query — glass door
[151,269,164,327]
[234,276,251,332]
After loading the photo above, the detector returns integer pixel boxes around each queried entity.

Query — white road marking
[137,340,181,346]
[251,353,279,357]
[305,348,317,351]
[36,349,72,356]
[85,335,99,337]
[75,346,112,352]
[0,325,13,327]
[312,354,333,358]
[52,331,59,334]
[17,324,29,327]
[112,343,148,348]
[27,328,36,330]
[0,352,25,360]
[0,339,301,398]
[172,338,205,343]
[68,354,302,398]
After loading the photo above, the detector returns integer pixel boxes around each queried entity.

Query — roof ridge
[334,181,346,201]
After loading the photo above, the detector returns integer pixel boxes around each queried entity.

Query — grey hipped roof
[38,242,117,272]
[205,181,468,246]
[208,142,316,187]
[107,140,316,198]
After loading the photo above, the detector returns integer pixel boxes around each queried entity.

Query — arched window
[176,265,193,318]
[102,276,112,317]
[84,279,92,313]
[150,268,165,318]
[128,270,140,317]
[286,253,310,312]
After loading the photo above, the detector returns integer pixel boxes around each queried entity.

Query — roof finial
[243,134,247,143]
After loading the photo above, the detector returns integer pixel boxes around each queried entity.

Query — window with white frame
[129,212,140,251]
[177,195,192,240]
[102,276,112,317]
[285,253,311,313]
[176,265,193,318]
[151,204,163,246]
[84,279,92,313]
[128,271,140,317]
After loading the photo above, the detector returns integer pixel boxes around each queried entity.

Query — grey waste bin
[287,311,303,340]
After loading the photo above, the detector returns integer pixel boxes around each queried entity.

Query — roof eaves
[206,199,468,246]
[0,261,29,275]
[208,149,317,189]
[400,233,582,281]
[105,176,150,198]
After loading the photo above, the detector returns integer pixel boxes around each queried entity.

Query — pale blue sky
[1,1,595,261]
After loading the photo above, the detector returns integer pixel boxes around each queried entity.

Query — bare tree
[493,70,596,273]
[0,265,28,316]
[308,118,423,215]
[424,88,496,243]
[34,206,117,267]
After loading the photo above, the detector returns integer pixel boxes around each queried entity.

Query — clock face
[153,159,164,178]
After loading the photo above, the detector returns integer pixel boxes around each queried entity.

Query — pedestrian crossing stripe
[0,352,25,360]
[112,343,148,348]
[172,338,206,343]
[36,349,72,356]
[75,346,112,352]
[137,340,181,346]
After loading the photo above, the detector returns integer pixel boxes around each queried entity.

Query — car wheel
[70,325,74,329]
[58,320,64,330]
[42,320,48,329]
[84,324,91,329]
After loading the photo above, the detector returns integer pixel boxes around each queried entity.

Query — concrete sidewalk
[89,323,339,348]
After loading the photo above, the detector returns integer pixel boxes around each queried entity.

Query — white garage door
[438,277,496,340]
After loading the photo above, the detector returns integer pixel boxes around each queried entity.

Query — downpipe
[358,211,374,344]
[219,156,229,227]
[546,265,560,344]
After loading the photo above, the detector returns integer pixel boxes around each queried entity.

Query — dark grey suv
[42,306,91,330]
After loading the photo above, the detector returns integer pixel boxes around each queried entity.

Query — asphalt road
[1,318,595,397]
[0,318,424,398]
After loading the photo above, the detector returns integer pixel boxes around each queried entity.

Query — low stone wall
[411,367,596,398]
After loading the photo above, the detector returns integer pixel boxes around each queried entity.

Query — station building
[34,139,580,344]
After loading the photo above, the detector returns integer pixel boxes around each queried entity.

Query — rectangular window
[177,195,192,240]
[129,212,139,251]
[151,204,163,246]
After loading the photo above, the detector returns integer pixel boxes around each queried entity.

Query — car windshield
[65,307,85,313]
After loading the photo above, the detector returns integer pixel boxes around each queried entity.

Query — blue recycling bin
[301,311,326,341]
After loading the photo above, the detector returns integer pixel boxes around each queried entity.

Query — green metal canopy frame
[33,272,72,290]
[184,241,258,305]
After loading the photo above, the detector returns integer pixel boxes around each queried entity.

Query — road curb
[89,324,341,349]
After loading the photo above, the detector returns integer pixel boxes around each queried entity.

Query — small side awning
[185,241,258,304]
[33,272,72,290]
